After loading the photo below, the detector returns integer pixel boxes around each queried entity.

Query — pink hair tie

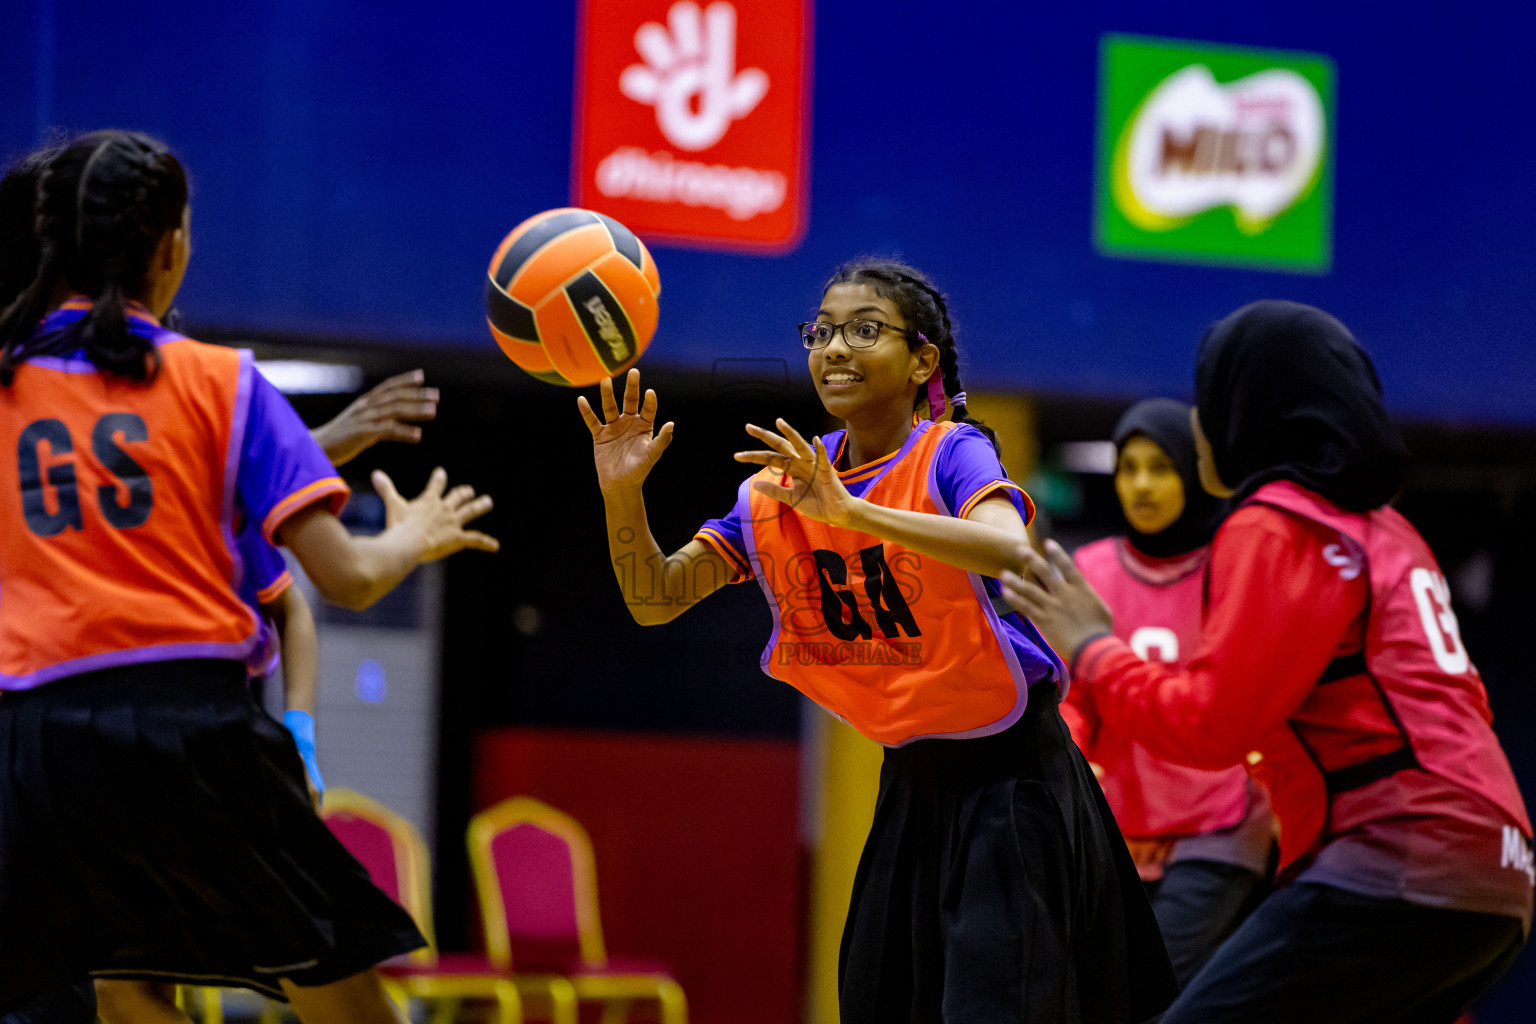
[926,376,946,421]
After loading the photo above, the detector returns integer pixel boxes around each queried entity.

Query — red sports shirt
[1076,493,1533,924]
[1068,538,1250,839]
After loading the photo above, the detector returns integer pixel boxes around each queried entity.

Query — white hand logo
[619,1,770,152]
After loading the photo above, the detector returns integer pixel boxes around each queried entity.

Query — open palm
[736,418,858,527]
[577,368,675,492]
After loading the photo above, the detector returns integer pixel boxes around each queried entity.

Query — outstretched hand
[373,467,498,562]
[999,540,1114,658]
[1125,837,1178,882]
[735,418,859,527]
[311,370,439,466]
[577,368,675,493]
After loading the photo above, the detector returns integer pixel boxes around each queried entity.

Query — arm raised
[579,369,731,625]
[310,369,439,467]
[278,467,497,611]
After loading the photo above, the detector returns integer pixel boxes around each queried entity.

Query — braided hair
[0,130,188,386]
[822,258,1000,454]
[0,146,62,312]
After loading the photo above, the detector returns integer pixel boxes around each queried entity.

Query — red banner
[573,0,811,250]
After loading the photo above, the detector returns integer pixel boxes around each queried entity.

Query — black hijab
[1195,300,1406,512]
[1113,397,1225,557]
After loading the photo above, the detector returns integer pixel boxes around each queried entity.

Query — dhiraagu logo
[1096,34,1335,272]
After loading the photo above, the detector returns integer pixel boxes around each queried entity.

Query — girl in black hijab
[1110,396,1226,556]
[1194,299,1407,511]
[1064,398,1272,987]
[1007,301,1530,1023]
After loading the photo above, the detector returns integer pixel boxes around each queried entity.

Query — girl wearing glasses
[580,259,1176,1023]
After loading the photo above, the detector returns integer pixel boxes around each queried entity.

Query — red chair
[324,789,573,1024]
[468,796,688,1024]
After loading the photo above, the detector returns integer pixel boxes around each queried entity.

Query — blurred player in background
[1065,397,1274,986]
[1005,301,1532,1023]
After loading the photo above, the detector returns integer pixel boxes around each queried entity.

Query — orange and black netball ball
[484,208,660,387]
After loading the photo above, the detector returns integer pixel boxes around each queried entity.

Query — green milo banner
[1095,34,1335,272]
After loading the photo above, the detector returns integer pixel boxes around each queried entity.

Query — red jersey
[1069,538,1249,839]
[1077,482,1534,924]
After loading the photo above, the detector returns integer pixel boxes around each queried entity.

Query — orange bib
[0,333,258,687]
[742,421,1034,746]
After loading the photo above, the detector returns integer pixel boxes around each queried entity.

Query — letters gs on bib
[17,414,153,536]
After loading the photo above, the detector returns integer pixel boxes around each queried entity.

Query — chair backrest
[467,796,606,971]
[322,789,436,962]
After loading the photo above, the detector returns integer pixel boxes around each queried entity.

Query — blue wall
[5,1,1535,424]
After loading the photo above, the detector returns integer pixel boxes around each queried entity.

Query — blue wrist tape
[283,709,326,799]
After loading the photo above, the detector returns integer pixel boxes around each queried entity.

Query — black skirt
[838,685,1179,1024]
[0,660,424,1005]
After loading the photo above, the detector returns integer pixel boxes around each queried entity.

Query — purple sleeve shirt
[235,517,291,678]
[236,519,293,609]
[930,423,1033,522]
[237,365,350,543]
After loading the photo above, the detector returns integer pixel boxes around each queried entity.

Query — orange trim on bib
[957,480,1033,524]
[831,436,900,485]
[694,528,751,580]
[255,570,294,606]
[261,477,350,543]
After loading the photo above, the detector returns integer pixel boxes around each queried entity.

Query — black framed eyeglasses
[796,319,918,350]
